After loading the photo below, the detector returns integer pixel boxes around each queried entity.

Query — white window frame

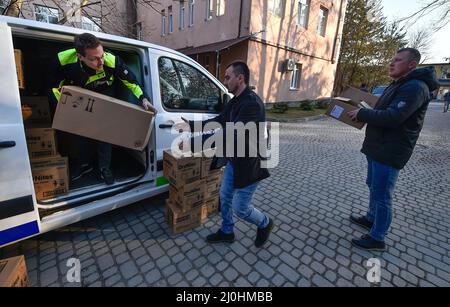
[180,1,185,30]
[317,6,329,37]
[189,0,195,26]
[81,16,101,32]
[168,6,173,33]
[269,0,283,18]
[34,4,60,24]
[205,0,214,21]
[297,0,310,28]
[216,0,225,17]
[161,9,166,36]
[290,63,302,90]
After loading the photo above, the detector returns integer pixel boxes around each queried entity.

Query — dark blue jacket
[357,67,440,169]
[189,87,270,188]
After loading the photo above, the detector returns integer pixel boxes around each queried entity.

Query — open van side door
[0,22,40,247]
[150,51,228,162]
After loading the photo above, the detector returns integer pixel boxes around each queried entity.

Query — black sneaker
[255,218,274,248]
[70,163,93,182]
[100,167,115,185]
[206,230,235,244]
[352,234,386,251]
[350,215,373,230]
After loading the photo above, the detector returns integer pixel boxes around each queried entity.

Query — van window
[158,57,223,112]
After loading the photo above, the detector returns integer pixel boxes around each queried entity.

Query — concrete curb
[267,114,328,123]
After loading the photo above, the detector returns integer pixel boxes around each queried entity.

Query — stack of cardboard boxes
[21,96,69,201]
[15,48,69,201]
[14,49,25,90]
[163,149,223,234]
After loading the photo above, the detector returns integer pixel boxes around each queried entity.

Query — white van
[0,16,229,248]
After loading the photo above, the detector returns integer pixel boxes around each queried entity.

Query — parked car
[372,85,388,97]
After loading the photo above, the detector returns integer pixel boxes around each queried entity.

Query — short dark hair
[226,61,250,85]
[74,33,101,56]
[397,48,421,64]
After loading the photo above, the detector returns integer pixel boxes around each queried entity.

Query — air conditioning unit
[285,59,296,71]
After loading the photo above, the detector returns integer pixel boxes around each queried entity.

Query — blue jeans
[220,162,269,234]
[365,157,400,242]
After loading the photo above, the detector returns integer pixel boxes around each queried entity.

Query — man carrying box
[177,61,273,248]
[347,48,439,251]
[49,33,156,185]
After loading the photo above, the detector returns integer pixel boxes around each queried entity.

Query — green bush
[300,100,314,111]
[315,99,331,109]
[272,102,289,113]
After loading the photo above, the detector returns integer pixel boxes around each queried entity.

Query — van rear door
[0,22,40,247]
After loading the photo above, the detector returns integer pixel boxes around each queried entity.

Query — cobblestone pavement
[1,103,449,287]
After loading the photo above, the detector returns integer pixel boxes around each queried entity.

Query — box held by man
[52,86,154,151]
[326,86,379,129]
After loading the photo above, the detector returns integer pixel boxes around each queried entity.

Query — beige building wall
[247,40,338,102]
[137,0,250,48]
[246,0,346,102]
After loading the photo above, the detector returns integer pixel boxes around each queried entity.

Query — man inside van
[49,33,156,185]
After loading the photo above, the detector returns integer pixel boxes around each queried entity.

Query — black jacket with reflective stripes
[50,48,148,104]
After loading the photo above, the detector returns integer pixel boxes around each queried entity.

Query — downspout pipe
[331,0,346,64]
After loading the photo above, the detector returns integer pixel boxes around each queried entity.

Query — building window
[0,0,10,15]
[297,0,310,28]
[290,63,302,90]
[269,0,284,17]
[206,0,214,20]
[189,0,195,26]
[217,0,225,16]
[180,1,185,30]
[317,6,328,37]
[168,6,173,33]
[34,5,59,24]
[161,9,166,36]
[81,16,101,32]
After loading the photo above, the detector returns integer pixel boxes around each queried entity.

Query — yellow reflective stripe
[52,80,65,102]
[120,79,143,100]
[58,49,78,66]
[85,71,106,86]
[107,75,114,86]
[52,88,61,102]
[104,52,116,68]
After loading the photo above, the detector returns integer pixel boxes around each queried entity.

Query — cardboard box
[326,86,379,129]
[165,200,202,234]
[14,49,25,90]
[52,86,154,151]
[204,171,223,200]
[163,150,201,187]
[25,127,58,158]
[201,196,220,221]
[31,156,69,201]
[0,256,28,287]
[21,96,52,126]
[169,179,205,211]
[201,148,223,178]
